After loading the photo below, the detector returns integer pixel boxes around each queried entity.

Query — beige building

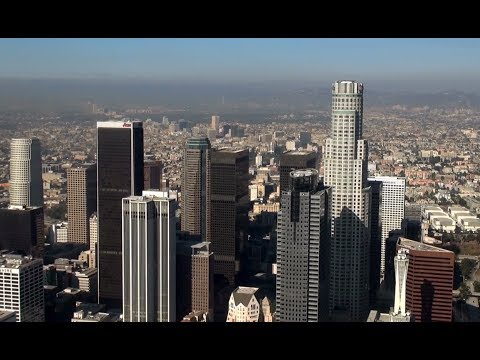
[67,165,96,244]
[226,286,270,322]
[253,202,280,214]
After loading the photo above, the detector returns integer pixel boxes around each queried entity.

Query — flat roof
[432,217,455,225]
[283,150,314,156]
[216,147,247,153]
[0,255,40,268]
[398,237,452,253]
[0,310,15,321]
[291,169,318,177]
[97,120,142,128]
[424,205,443,210]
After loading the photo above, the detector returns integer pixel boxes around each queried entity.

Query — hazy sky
[1,38,480,90]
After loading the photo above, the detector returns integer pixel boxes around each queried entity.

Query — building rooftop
[0,255,40,268]
[449,206,469,212]
[75,268,98,277]
[0,310,16,322]
[97,120,142,128]
[423,205,443,211]
[291,169,318,178]
[398,237,452,253]
[283,150,314,156]
[432,217,455,226]
[232,286,259,307]
[5,205,42,211]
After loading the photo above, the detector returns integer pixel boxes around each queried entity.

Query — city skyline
[0,64,478,323]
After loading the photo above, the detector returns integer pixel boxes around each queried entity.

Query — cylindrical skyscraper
[9,138,43,207]
[324,80,371,321]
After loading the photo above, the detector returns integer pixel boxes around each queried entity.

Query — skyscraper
[97,120,144,308]
[324,80,371,321]
[0,206,44,258]
[67,165,97,244]
[9,138,43,207]
[276,169,331,322]
[368,180,382,306]
[144,160,162,190]
[211,115,220,131]
[209,148,249,285]
[0,254,44,322]
[191,242,214,320]
[368,176,405,280]
[397,237,454,322]
[279,150,317,194]
[122,191,176,322]
[181,137,211,242]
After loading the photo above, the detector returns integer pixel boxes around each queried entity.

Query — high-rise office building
[279,150,317,194]
[0,206,44,258]
[209,148,249,285]
[97,120,144,308]
[276,169,331,322]
[144,160,162,190]
[368,180,382,306]
[211,115,220,131]
[397,237,454,322]
[181,137,211,242]
[191,242,214,320]
[89,213,98,268]
[324,80,371,321]
[0,254,44,322]
[299,131,312,147]
[368,176,405,280]
[67,165,97,244]
[122,191,176,322]
[9,138,43,207]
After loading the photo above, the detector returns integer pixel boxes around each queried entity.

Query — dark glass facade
[209,148,249,285]
[279,151,317,194]
[0,207,44,258]
[97,123,143,308]
[368,180,382,306]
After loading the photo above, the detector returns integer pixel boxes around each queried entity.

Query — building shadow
[421,279,434,322]
[330,206,370,322]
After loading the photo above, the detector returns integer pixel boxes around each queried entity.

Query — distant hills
[0,78,479,112]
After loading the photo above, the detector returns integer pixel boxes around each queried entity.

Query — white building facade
[324,80,371,321]
[122,191,176,322]
[9,138,43,207]
[368,176,405,280]
[0,255,44,322]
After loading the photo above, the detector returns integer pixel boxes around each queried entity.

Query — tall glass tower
[276,169,331,322]
[324,80,371,321]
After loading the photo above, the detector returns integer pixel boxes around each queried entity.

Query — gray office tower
[181,137,211,242]
[122,191,176,322]
[97,121,144,309]
[9,138,43,207]
[324,80,371,321]
[276,169,331,322]
[279,151,317,194]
